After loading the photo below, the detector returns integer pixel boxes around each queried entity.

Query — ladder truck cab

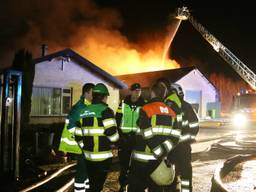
[232,91,256,127]
[175,7,256,127]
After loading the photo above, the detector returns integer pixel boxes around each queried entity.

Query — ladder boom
[176,7,256,89]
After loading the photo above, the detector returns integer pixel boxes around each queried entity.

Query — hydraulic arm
[176,7,256,90]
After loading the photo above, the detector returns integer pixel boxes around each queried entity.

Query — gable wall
[32,58,120,124]
[176,69,219,118]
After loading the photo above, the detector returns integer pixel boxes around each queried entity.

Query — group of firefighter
[59,78,199,192]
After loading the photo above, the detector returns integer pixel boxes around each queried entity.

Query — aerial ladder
[175,7,256,126]
[175,7,256,90]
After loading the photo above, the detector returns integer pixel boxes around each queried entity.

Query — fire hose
[210,135,256,192]
[20,163,76,192]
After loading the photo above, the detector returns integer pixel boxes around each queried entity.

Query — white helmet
[170,83,184,97]
[150,159,175,186]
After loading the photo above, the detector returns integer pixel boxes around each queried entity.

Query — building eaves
[33,48,127,89]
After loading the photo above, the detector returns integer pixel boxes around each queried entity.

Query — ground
[102,123,256,192]
[17,120,256,192]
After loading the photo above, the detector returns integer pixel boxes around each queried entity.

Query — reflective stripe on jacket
[116,96,145,134]
[120,102,140,133]
[59,120,82,154]
[58,97,90,154]
[179,100,199,143]
[74,102,119,162]
[132,98,180,163]
[165,93,199,143]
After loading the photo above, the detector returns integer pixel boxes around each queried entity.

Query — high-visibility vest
[59,119,82,154]
[165,93,183,129]
[58,98,90,154]
[120,102,141,133]
[165,93,182,110]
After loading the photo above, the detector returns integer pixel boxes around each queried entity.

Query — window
[31,87,72,116]
[62,89,72,114]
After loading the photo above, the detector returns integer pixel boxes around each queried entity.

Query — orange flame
[74,25,180,76]
[1,0,182,73]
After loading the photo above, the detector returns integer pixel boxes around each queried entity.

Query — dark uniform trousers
[169,142,192,192]
[127,161,171,192]
[116,96,145,189]
[118,133,136,187]
[127,98,180,192]
[85,158,112,192]
[74,154,89,191]
[165,99,197,192]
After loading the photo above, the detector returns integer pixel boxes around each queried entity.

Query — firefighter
[116,83,146,191]
[74,83,119,192]
[166,83,199,192]
[128,81,181,192]
[59,83,94,192]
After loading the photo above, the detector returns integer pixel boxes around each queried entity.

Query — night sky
[97,0,256,78]
[1,0,255,80]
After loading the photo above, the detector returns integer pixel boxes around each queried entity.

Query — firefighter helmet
[170,83,184,97]
[150,159,175,186]
[93,83,109,96]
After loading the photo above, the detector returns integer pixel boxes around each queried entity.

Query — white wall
[33,58,120,112]
[176,69,218,118]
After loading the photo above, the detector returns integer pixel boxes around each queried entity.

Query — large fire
[74,25,180,76]
[0,0,181,74]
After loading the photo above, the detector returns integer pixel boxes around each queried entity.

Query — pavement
[199,118,231,128]
[192,119,235,154]
[193,125,256,192]
[21,118,254,192]
[223,159,256,192]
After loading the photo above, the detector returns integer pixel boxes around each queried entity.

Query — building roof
[116,66,197,88]
[33,48,127,89]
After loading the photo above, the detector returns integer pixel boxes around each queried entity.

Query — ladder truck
[175,7,256,127]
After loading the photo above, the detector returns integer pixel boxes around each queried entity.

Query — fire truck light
[232,113,248,127]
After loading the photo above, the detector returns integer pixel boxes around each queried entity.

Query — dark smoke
[0,0,122,67]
